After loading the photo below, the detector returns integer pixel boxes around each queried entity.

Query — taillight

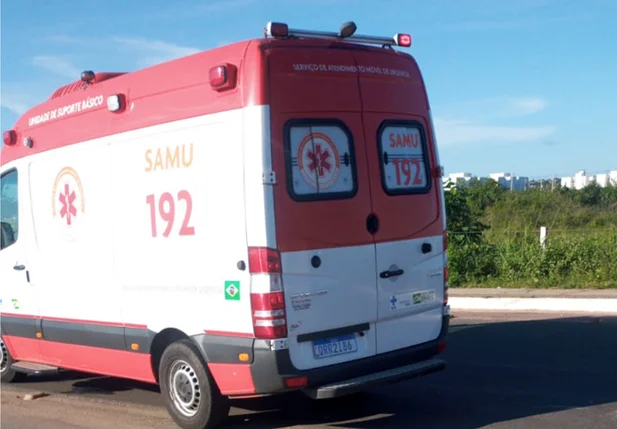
[284,376,308,388]
[443,234,449,306]
[444,255,449,306]
[248,247,287,339]
[248,247,282,274]
[444,270,449,305]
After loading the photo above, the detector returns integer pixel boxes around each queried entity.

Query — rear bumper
[252,313,449,394]
[302,357,446,399]
[193,313,449,397]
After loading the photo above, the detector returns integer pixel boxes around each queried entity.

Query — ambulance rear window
[284,119,358,201]
[377,120,431,195]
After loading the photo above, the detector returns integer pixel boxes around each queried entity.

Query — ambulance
[0,21,450,429]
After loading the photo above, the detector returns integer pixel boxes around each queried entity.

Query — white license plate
[312,334,358,359]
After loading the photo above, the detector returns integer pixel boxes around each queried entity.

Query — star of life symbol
[58,183,78,225]
[390,295,398,310]
[52,167,85,230]
[307,144,332,178]
[297,132,341,190]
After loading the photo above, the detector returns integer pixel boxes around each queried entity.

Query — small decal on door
[291,296,312,311]
[224,281,241,301]
[289,321,302,332]
[390,290,436,311]
[11,298,20,310]
[290,290,327,312]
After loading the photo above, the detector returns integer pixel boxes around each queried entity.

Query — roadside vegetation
[445,179,617,289]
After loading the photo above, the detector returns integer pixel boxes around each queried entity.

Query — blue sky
[2,0,616,179]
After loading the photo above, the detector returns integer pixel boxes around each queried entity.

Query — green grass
[448,230,617,289]
[445,181,617,289]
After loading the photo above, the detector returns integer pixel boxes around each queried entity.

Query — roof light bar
[264,21,411,48]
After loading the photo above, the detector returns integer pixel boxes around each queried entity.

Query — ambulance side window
[284,120,358,201]
[377,121,431,195]
[0,169,18,250]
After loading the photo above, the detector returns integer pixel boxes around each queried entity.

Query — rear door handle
[380,269,404,279]
[13,264,25,271]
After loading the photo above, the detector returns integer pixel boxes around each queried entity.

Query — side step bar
[11,361,59,376]
[302,358,446,400]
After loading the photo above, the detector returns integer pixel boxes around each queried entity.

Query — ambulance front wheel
[0,337,26,384]
[159,339,230,429]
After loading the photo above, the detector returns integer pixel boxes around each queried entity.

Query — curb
[449,297,617,314]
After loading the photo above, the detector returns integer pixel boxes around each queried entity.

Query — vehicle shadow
[221,315,617,428]
[16,371,160,396]
[11,315,617,428]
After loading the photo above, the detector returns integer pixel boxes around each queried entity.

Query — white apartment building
[560,170,617,190]
[444,169,616,191]
[594,171,617,187]
[488,172,529,192]
[443,172,474,185]
[443,172,529,191]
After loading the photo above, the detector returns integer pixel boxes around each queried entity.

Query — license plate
[312,334,358,359]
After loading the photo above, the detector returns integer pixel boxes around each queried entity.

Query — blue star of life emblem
[390,295,397,309]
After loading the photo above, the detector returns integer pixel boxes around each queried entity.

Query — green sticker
[12,298,20,309]
[224,281,241,301]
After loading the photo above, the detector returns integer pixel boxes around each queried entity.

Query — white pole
[540,226,548,249]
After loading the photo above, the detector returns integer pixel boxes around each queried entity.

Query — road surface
[2,311,616,428]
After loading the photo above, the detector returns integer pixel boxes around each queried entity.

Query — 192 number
[146,190,195,237]
[392,158,423,187]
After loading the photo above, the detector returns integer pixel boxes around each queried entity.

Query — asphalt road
[2,311,617,429]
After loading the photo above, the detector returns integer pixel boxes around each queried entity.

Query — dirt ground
[1,388,176,429]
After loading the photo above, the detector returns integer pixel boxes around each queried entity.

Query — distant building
[595,171,617,187]
[443,172,529,191]
[444,172,474,186]
[442,169,616,192]
[560,170,617,190]
[488,172,529,192]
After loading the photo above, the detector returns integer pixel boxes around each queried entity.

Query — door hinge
[263,170,277,185]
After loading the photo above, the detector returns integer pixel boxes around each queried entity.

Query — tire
[158,339,230,429]
[1,337,26,384]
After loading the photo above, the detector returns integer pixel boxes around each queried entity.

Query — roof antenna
[338,21,357,38]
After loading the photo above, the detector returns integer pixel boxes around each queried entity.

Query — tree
[465,179,507,216]
[444,182,488,245]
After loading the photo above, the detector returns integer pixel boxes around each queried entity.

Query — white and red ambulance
[0,22,449,429]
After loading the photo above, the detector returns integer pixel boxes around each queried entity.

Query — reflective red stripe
[4,336,156,383]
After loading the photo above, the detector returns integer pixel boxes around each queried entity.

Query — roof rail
[264,21,411,48]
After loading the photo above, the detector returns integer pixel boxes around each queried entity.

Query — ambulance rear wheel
[0,337,26,384]
[159,339,230,429]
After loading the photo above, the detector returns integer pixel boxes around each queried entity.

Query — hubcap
[168,360,201,417]
[0,338,8,374]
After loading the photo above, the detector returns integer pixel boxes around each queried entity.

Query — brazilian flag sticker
[224,281,241,301]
